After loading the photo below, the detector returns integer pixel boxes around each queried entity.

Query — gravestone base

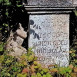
[29,14,69,67]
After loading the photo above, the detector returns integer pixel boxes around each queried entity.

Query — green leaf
[65,67,72,74]
[28,48,33,52]
[0,55,4,63]
[0,28,2,30]
[6,73,10,77]
[17,74,23,77]
[59,67,66,75]
[46,73,52,77]
[4,0,11,5]
[12,67,18,72]
[3,23,8,27]
[17,5,22,7]
[5,12,8,16]
[43,68,49,73]
[5,30,7,32]
[43,75,46,77]
[74,10,77,16]
[0,46,3,51]
[40,71,44,75]
[31,75,35,77]
[37,73,41,77]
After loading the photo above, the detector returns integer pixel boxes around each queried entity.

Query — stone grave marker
[29,15,69,67]
[24,0,77,67]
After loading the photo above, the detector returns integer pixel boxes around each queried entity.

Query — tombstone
[23,0,77,67]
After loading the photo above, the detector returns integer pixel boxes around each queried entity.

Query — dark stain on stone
[30,20,34,25]
[30,29,40,40]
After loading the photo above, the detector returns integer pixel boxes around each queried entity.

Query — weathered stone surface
[16,23,27,39]
[29,14,69,67]
[6,38,26,57]
[27,0,72,7]
[73,0,77,5]
[6,23,27,57]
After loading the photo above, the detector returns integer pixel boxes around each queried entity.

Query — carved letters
[29,15,69,67]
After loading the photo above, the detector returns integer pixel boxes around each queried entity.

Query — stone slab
[73,0,77,5]
[27,0,72,7]
[29,14,69,67]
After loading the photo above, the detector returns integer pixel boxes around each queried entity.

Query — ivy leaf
[5,12,8,16]
[0,28,2,30]
[59,67,66,75]
[74,10,77,16]
[4,0,11,5]
[3,23,8,27]
[17,5,22,7]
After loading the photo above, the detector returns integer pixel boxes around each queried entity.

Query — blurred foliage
[0,42,4,52]
[0,48,52,77]
[0,0,28,42]
[0,47,77,77]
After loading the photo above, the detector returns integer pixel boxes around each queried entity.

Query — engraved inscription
[29,15,69,67]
